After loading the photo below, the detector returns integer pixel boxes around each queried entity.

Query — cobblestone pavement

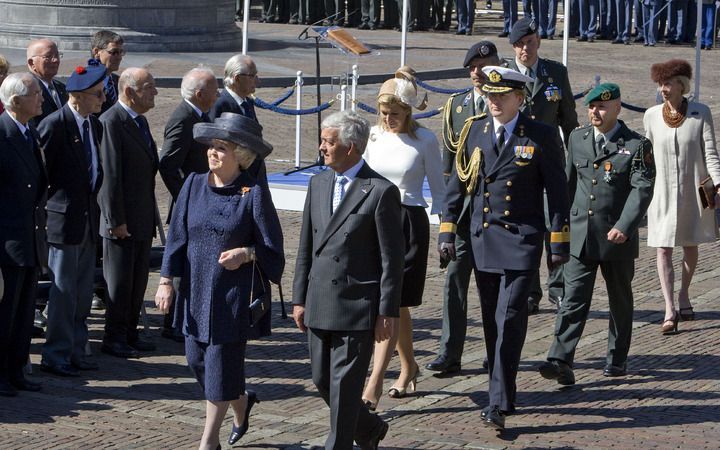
[1,15,719,450]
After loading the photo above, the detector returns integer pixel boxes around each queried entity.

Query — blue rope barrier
[254,96,335,115]
[621,102,647,113]
[268,87,295,106]
[415,78,472,95]
[356,101,377,114]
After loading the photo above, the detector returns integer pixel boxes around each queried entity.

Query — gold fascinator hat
[377,65,428,111]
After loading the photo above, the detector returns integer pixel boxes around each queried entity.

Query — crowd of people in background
[240,0,720,47]
[0,9,719,449]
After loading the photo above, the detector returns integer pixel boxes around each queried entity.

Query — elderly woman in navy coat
[155,112,284,450]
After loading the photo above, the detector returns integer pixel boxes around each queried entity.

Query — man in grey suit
[292,111,404,450]
[98,67,159,359]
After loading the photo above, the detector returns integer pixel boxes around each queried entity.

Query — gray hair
[0,72,37,112]
[321,111,370,155]
[223,54,253,88]
[181,66,216,100]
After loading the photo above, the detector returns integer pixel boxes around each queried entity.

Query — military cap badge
[600,90,611,101]
[488,70,502,83]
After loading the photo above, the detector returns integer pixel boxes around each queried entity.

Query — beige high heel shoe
[388,363,420,399]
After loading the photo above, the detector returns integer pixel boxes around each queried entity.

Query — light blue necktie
[332,175,348,213]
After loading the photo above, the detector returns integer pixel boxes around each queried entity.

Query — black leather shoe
[228,390,259,444]
[101,342,140,359]
[539,360,575,385]
[71,358,99,371]
[40,362,80,377]
[129,339,156,352]
[425,355,461,374]
[603,364,627,377]
[10,376,42,391]
[356,418,389,450]
[498,31,509,37]
[483,405,505,430]
[527,300,540,315]
[161,327,185,343]
[0,379,18,397]
[482,357,489,370]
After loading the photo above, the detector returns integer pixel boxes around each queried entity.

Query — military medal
[603,161,613,183]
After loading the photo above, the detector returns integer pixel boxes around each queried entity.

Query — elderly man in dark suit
[209,54,259,122]
[292,111,404,450]
[38,61,106,377]
[26,39,67,127]
[540,84,655,384]
[505,18,579,314]
[0,72,47,396]
[439,66,570,429]
[158,66,218,342]
[98,67,159,359]
[90,30,125,115]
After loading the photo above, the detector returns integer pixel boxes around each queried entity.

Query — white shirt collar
[184,98,203,118]
[515,58,539,78]
[118,100,139,119]
[225,87,248,108]
[493,113,520,140]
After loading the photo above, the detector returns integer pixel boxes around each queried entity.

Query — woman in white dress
[643,59,720,334]
[361,67,445,410]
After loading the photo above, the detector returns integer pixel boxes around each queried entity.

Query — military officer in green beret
[506,17,580,314]
[427,40,501,375]
[539,83,655,385]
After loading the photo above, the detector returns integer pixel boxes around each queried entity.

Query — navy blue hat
[463,41,498,67]
[509,17,538,45]
[66,59,106,92]
[194,112,273,159]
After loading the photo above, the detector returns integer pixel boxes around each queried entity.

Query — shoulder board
[450,90,470,99]
[464,113,487,123]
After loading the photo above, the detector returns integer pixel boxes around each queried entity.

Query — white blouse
[363,125,446,214]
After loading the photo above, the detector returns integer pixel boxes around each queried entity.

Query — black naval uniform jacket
[439,112,570,271]
[566,121,655,261]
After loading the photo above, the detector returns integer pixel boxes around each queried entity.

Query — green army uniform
[546,85,655,372]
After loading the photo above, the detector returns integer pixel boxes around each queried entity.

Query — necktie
[332,175,348,213]
[24,128,33,148]
[82,120,94,189]
[475,96,484,114]
[596,135,606,156]
[105,76,117,105]
[244,99,257,122]
[494,125,505,156]
[134,115,153,149]
[48,83,62,109]
[201,112,211,123]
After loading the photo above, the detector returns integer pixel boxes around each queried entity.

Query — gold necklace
[662,98,687,128]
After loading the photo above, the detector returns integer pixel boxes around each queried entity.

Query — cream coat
[644,101,720,247]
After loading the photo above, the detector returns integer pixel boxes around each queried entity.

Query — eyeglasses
[32,53,63,62]
[80,90,106,99]
[103,48,126,57]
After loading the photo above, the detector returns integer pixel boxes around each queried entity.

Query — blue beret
[463,41,498,67]
[66,59,106,92]
[509,17,538,45]
[584,83,621,105]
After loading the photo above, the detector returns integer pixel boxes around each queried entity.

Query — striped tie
[105,76,117,105]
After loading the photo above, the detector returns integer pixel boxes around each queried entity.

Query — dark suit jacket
[31,77,68,128]
[292,162,405,331]
[98,102,159,241]
[100,73,120,116]
[566,121,655,261]
[506,57,579,144]
[0,112,48,267]
[209,88,255,121]
[440,113,570,271]
[159,100,210,222]
[38,104,104,245]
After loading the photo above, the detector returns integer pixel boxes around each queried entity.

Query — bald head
[181,67,218,113]
[119,67,157,114]
[27,39,60,82]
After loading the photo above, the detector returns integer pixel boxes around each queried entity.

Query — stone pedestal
[0,0,243,51]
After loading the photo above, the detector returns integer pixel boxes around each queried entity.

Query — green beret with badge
[584,82,621,105]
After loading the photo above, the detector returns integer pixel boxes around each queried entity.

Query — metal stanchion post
[351,65,358,112]
[295,71,303,168]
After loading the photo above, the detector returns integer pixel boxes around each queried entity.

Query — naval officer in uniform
[539,83,655,385]
[426,41,501,376]
[505,17,579,313]
[439,66,570,430]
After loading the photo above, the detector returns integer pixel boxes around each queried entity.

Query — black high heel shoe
[679,306,695,321]
[228,390,259,445]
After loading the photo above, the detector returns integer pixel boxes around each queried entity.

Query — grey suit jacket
[98,102,159,241]
[292,162,404,331]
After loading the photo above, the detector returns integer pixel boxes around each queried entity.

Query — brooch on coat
[241,186,251,196]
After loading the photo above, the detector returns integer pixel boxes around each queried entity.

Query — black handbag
[249,260,271,327]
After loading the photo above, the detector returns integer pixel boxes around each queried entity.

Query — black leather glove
[438,242,456,268]
[547,253,570,271]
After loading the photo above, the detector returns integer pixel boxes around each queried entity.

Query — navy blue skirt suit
[161,171,284,401]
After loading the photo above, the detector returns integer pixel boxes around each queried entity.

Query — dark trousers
[102,238,152,346]
[475,269,534,412]
[384,0,400,27]
[361,0,381,25]
[502,0,520,32]
[0,265,38,381]
[438,211,475,362]
[432,0,453,27]
[457,0,476,32]
[548,255,634,367]
[308,327,381,449]
[528,234,564,305]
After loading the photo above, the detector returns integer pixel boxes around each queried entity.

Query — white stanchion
[351,65,359,112]
[562,0,569,66]
[694,0,702,100]
[340,84,348,111]
[295,71,303,168]
[242,0,250,55]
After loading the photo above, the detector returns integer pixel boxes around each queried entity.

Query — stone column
[0,0,243,51]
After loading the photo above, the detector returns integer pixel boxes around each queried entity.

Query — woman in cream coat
[643,59,720,334]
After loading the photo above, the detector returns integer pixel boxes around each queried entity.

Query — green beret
[584,83,621,105]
